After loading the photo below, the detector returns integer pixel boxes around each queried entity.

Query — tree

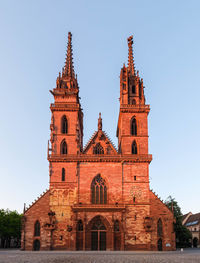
[165,196,192,248]
[0,209,22,248]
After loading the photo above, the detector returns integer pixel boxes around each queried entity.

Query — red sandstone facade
[21,33,175,251]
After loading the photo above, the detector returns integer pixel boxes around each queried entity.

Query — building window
[157,218,163,237]
[131,117,137,135]
[93,143,104,154]
[61,115,68,134]
[91,174,107,204]
[134,176,136,181]
[132,85,136,94]
[61,140,67,154]
[77,220,83,231]
[132,140,137,154]
[62,168,65,181]
[132,99,136,105]
[34,220,40,236]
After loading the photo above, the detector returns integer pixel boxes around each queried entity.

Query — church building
[21,33,175,251]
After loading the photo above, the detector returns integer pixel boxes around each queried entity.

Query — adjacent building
[182,212,200,247]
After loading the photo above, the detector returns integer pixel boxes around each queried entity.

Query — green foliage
[165,196,192,248]
[0,209,22,248]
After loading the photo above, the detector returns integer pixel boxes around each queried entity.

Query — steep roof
[83,130,118,155]
[184,212,200,227]
[182,212,192,225]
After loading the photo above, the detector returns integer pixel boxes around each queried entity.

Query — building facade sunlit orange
[21,33,175,251]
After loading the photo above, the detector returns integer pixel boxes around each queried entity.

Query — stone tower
[48,32,83,249]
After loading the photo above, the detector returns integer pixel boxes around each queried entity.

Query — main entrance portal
[91,217,106,250]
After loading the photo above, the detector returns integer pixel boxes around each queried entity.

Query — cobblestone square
[0,249,200,263]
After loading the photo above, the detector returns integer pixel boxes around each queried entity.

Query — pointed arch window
[132,99,136,105]
[34,220,40,236]
[61,140,67,154]
[91,174,107,204]
[62,168,65,181]
[157,218,163,237]
[61,115,68,134]
[131,117,137,135]
[93,143,104,154]
[132,140,137,154]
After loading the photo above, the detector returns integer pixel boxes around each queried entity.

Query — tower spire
[64,32,75,78]
[127,35,135,75]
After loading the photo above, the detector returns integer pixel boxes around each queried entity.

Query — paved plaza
[0,249,200,263]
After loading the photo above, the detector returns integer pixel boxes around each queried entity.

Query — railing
[50,103,80,109]
[48,153,152,162]
[72,203,126,212]
[120,104,150,110]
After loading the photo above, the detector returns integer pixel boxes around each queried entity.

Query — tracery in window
[61,115,68,134]
[61,140,67,154]
[91,217,106,230]
[93,143,104,154]
[34,220,40,236]
[91,174,107,204]
[131,117,137,135]
[132,140,137,154]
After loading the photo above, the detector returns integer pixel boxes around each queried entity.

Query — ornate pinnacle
[127,35,135,75]
[64,32,75,78]
[98,113,102,131]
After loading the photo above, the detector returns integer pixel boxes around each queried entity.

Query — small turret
[98,113,102,131]
[119,35,145,106]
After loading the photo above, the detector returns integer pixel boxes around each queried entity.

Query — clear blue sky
[0,0,200,215]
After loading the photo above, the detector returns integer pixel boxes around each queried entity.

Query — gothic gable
[83,131,118,155]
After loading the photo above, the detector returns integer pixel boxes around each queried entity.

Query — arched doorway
[157,238,162,251]
[193,237,198,248]
[33,239,40,251]
[91,216,107,250]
